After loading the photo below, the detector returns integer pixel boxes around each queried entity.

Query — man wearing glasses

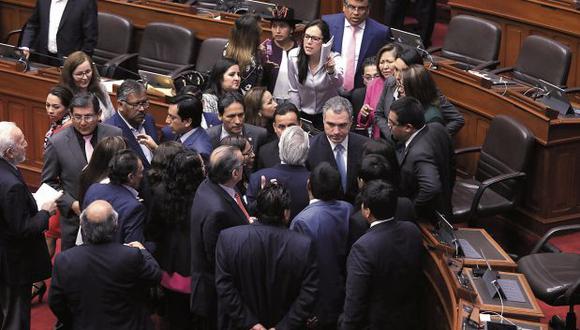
[42,92,122,251]
[105,80,159,169]
[323,0,391,92]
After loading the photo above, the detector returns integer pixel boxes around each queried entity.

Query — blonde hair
[225,14,261,69]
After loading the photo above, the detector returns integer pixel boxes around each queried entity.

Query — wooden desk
[448,0,580,87]
[455,300,548,330]
[420,224,518,272]
[430,61,580,234]
[0,60,169,186]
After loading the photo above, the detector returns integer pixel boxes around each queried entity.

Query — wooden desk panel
[448,0,580,87]
[431,62,580,232]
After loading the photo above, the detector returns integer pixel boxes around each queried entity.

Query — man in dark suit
[388,96,454,219]
[190,145,250,328]
[20,0,97,64]
[290,163,353,329]
[323,0,391,91]
[49,200,161,330]
[105,80,158,169]
[307,96,369,203]
[248,126,310,220]
[42,92,122,251]
[164,94,213,161]
[216,183,318,330]
[339,180,423,330]
[0,122,57,330]
[256,102,301,169]
[82,150,146,244]
[207,92,268,158]
[384,0,436,48]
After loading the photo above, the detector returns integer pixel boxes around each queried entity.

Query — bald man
[0,122,57,330]
[49,200,161,330]
[190,146,250,329]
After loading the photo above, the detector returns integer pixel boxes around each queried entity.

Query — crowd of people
[0,0,460,329]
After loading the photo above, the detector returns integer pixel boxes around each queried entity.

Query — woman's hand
[325,56,336,75]
[360,104,373,118]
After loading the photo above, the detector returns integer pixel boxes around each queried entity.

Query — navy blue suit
[290,200,353,326]
[105,112,158,168]
[215,223,318,330]
[189,179,248,322]
[323,14,391,89]
[307,132,369,203]
[247,164,310,220]
[49,242,161,330]
[82,183,146,244]
[160,126,213,161]
[339,220,424,330]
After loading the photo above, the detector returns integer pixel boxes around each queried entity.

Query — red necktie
[234,193,251,222]
[344,25,358,91]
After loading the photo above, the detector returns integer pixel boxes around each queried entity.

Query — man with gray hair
[307,96,369,203]
[189,145,250,329]
[105,79,159,168]
[0,122,57,329]
[49,200,161,330]
[248,126,311,220]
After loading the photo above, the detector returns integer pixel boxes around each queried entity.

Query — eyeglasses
[72,114,98,123]
[304,34,323,43]
[363,73,380,81]
[123,99,150,109]
[73,69,92,79]
[345,3,368,12]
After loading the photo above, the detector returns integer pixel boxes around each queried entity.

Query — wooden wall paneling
[31,103,48,168]
[504,24,525,68]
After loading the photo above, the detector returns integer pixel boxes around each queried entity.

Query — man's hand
[21,47,30,59]
[250,324,267,330]
[137,134,158,150]
[41,200,57,215]
[125,241,145,250]
[71,201,81,216]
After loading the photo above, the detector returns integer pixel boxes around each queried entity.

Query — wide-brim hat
[263,6,302,25]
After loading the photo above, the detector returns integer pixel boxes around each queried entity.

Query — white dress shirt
[273,50,291,100]
[341,19,366,72]
[179,127,198,144]
[48,0,68,54]
[118,112,152,163]
[287,48,344,115]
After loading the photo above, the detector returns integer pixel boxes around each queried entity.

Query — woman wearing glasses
[288,19,344,130]
[60,51,115,120]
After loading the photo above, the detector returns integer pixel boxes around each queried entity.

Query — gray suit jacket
[206,124,268,153]
[375,76,465,139]
[41,124,122,249]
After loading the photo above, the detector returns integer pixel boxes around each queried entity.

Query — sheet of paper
[320,35,334,69]
[33,183,63,211]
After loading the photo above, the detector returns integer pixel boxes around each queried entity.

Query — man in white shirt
[323,0,391,91]
[20,0,98,64]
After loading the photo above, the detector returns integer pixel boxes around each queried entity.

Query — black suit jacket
[206,124,268,153]
[48,243,161,330]
[307,132,369,203]
[215,223,318,330]
[256,138,280,170]
[396,123,455,219]
[189,179,248,318]
[339,220,424,330]
[0,158,51,285]
[21,0,98,58]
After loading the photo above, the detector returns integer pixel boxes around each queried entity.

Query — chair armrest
[564,87,580,94]
[427,46,442,54]
[491,66,513,75]
[455,146,482,156]
[529,224,580,254]
[169,64,197,78]
[469,172,527,217]
[564,278,580,303]
[103,53,139,79]
[473,60,501,71]
[4,29,22,44]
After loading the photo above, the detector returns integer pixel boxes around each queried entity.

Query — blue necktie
[335,144,347,192]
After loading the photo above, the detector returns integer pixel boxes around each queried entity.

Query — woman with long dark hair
[146,150,205,330]
[400,64,444,125]
[202,58,241,114]
[287,19,343,130]
[244,86,277,138]
[60,51,115,120]
[224,14,263,94]
[220,135,255,196]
